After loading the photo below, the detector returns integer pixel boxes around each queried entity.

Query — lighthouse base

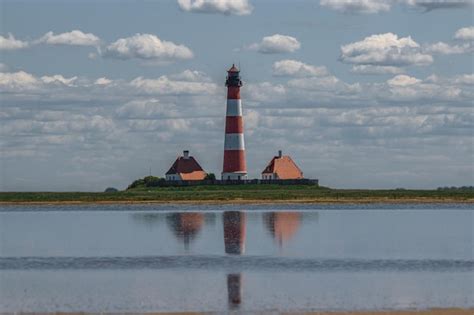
[221,172,248,181]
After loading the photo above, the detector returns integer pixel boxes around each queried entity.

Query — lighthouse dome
[228,64,239,72]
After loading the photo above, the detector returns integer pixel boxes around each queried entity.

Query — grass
[0,185,473,204]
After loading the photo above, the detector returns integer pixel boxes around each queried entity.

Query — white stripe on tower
[226,99,243,116]
[224,134,245,150]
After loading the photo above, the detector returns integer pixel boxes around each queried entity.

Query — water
[0,203,472,312]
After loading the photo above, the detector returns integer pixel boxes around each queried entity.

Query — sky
[0,0,473,191]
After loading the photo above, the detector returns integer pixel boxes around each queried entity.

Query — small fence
[149,178,319,187]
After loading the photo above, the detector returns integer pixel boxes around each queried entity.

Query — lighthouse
[222,64,247,180]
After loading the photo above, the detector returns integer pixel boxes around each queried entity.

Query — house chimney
[183,150,189,159]
[278,150,282,158]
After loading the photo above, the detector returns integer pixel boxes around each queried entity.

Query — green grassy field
[1,185,473,203]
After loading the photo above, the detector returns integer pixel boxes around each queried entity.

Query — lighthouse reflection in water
[165,210,302,309]
[223,211,246,308]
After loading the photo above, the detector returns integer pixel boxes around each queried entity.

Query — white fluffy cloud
[36,30,100,46]
[0,33,29,50]
[0,71,38,91]
[351,65,405,74]
[247,34,301,54]
[116,99,181,119]
[102,33,193,61]
[453,74,474,85]
[321,0,473,13]
[423,26,474,55]
[177,0,253,15]
[387,74,421,86]
[2,68,473,190]
[94,77,113,86]
[0,71,81,92]
[168,69,212,82]
[41,75,78,86]
[340,33,433,66]
[403,0,473,11]
[272,60,328,77]
[423,41,472,54]
[130,74,218,95]
[320,0,391,13]
[454,26,474,40]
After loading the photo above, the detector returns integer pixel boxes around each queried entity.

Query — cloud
[0,33,29,50]
[94,77,113,86]
[454,26,474,41]
[130,74,218,95]
[168,69,212,82]
[2,68,473,190]
[320,0,391,13]
[102,33,193,61]
[116,99,181,119]
[402,0,473,11]
[422,26,474,55]
[272,60,328,77]
[41,75,78,86]
[177,0,253,15]
[387,74,422,86]
[453,74,474,85]
[340,33,433,67]
[247,34,301,54]
[36,30,100,46]
[0,71,39,91]
[0,63,9,72]
[321,0,473,13]
[423,41,473,54]
[350,65,405,75]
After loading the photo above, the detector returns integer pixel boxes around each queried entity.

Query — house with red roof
[165,150,207,181]
[261,151,304,180]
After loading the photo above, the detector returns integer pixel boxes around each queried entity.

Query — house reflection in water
[166,213,204,250]
[264,212,301,246]
[223,211,246,309]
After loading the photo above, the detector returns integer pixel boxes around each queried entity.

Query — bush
[104,187,119,193]
[127,178,145,190]
[143,176,163,187]
[205,173,216,180]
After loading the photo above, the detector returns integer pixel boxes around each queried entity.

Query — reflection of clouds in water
[131,212,165,228]
[204,212,217,226]
[301,211,319,223]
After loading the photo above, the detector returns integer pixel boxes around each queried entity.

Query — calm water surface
[0,203,472,312]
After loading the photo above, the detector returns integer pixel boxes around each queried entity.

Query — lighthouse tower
[222,64,247,180]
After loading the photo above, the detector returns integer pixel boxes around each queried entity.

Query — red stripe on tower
[222,64,247,180]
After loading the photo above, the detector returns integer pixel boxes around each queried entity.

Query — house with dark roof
[165,150,207,181]
[261,150,304,180]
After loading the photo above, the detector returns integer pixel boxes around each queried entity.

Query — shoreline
[0,197,473,206]
[2,309,473,315]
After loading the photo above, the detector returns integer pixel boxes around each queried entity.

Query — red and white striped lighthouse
[222,64,247,180]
